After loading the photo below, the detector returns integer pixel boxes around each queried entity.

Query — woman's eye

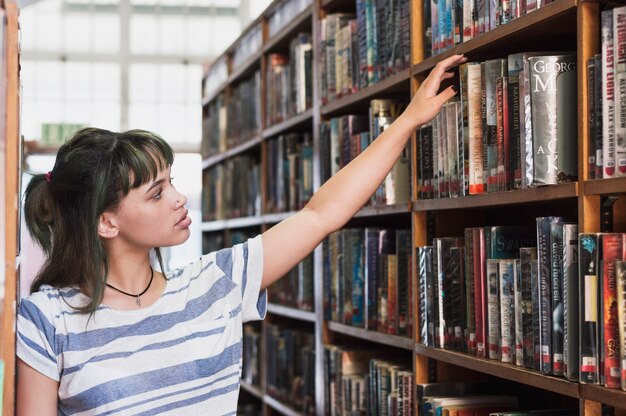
[152,190,162,200]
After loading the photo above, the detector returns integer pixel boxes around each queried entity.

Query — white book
[602,9,616,178]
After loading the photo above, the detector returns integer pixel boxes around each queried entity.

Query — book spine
[459,64,471,196]
[450,246,466,351]
[496,76,509,191]
[537,217,560,374]
[521,55,534,188]
[601,233,622,388]
[520,247,537,369]
[447,102,461,197]
[563,224,579,381]
[602,9,616,178]
[550,222,565,376]
[531,257,541,370]
[463,0,474,40]
[485,60,503,192]
[529,55,578,185]
[351,230,365,327]
[588,57,597,179]
[594,54,605,179]
[487,259,502,360]
[465,228,477,354]
[397,230,410,335]
[475,227,488,357]
[467,63,485,194]
[614,6,626,176]
[514,258,523,366]
[616,260,626,391]
[499,259,516,364]
[507,54,523,189]
[579,233,600,384]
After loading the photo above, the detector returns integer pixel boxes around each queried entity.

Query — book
[499,259,516,364]
[579,233,600,384]
[614,6,626,176]
[562,224,579,381]
[519,247,537,369]
[528,55,578,185]
[602,9,616,178]
[616,260,626,390]
[600,233,622,388]
[550,221,565,376]
[487,259,502,360]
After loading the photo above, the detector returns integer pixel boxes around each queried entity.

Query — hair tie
[45,171,52,183]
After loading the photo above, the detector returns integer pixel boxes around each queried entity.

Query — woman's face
[107,165,191,250]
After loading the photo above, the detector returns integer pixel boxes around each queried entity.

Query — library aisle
[200,0,626,415]
[1,0,626,415]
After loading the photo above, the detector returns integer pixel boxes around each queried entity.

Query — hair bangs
[117,130,174,192]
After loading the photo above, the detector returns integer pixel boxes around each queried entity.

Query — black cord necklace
[106,266,154,307]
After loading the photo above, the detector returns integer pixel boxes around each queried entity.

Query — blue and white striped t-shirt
[17,236,266,416]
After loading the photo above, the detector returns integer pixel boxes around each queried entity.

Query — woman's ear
[98,212,119,239]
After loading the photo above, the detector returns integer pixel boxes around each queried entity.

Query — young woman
[16,54,465,415]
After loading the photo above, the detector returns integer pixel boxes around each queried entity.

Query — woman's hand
[400,54,467,129]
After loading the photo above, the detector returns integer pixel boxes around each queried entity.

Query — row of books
[416,381,578,416]
[324,345,413,416]
[416,53,577,199]
[587,6,626,179]
[266,33,313,127]
[266,324,316,415]
[267,0,313,38]
[237,402,262,416]
[202,229,258,254]
[320,0,411,105]
[201,155,261,221]
[424,0,557,58]
[201,71,262,159]
[323,228,413,337]
[417,220,626,390]
[320,99,410,206]
[270,253,314,311]
[266,133,314,214]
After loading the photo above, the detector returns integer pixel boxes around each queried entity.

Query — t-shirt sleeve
[16,292,61,381]
[215,234,266,322]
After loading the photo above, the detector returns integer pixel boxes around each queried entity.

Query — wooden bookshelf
[579,385,626,410]
[1,1,21,415]
[240,380,264,400]
[262,108,314,139]
[413,183,579,211]
[227,51,262,85]
[414,344,580,398]
[411,0,578,75]
[201,134,263,170]
[584,177,626,195]
[201,80,228,107]
[267,303,316,322]
[263,5,313,54]
[354,202,412,217]
[264,394,303,416]
[321,68,411,116]
[198,0,626,414]
[327,322,414,351]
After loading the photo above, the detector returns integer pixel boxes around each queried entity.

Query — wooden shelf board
[355,202,412,218]
[262,109,314,139]
[264,395,303,416]
[202,81,228,107]
[327,321,414,350]
[263,6,313,54]
[267,303,316,322]
[414,344,580,398]
[412,0,578,75]
[320,68,411,116]
[228,51,262,85]
[580,384,626,410]
[201,216,263,232]
[240,380,264,400]
[201,135,262,170]
[412,183,578,211]
[584,177,626,195]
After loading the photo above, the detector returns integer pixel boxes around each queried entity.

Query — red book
[601,233,623,389]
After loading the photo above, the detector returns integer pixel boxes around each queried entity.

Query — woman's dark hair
[24,127,175,313]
